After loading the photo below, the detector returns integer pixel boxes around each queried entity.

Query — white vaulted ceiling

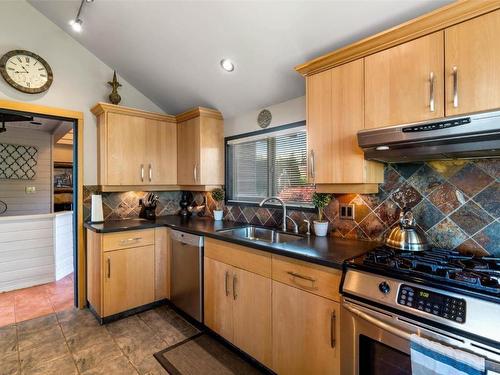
[29,0,452,118]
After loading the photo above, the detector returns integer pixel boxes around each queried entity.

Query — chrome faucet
[259,196,288,232]
[286,215,299,234]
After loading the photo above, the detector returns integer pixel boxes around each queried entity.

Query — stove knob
[379,282,391,295]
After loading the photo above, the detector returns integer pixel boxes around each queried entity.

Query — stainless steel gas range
[341,247,500,375]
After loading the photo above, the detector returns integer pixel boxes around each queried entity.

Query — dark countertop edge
[84,219,377,270]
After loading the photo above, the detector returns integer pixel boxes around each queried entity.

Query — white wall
[224,96,305,137]
[54,211,73,280]
[0,1,163,185]
[0,127,52,216]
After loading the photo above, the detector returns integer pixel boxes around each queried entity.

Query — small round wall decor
[257,109,272,129]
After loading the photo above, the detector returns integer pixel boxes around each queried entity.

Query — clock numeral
[7,67,14,71]
[16,57,22,63]
[9,61,17,66]
[34,61,38,66]
[40,74,47,78]
[25,57,30,63]
[26,82,31,87]
[38,68,44,71]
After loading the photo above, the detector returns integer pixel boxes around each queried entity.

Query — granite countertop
[84,216,379,269]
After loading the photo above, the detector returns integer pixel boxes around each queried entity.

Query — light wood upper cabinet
[146,119,177,185]
[445,9,500,116]
[272,281,340,375]
[365,31,445,129]
[105,112,147,186]
[177,108,224,186]
[306,60,383,192]
[103,245,155,317]
[92,103,178,189]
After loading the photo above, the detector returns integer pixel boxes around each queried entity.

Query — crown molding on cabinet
[175,107,224,122]
[295,0,500,76]
[91,102,177,123]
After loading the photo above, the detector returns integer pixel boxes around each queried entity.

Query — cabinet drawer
[102,229,155,252]
[272,255,341,302]
[204,238,271,278]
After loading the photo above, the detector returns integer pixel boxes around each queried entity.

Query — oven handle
[343,302,411,340]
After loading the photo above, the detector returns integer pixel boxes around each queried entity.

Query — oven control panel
[398,285,466,323]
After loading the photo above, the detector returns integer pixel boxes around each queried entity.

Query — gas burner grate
[362,247,500,294]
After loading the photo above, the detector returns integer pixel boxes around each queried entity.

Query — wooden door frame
[0,99,86,308]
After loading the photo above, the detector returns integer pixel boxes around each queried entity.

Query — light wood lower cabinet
[103,245,155,317]
[272,281,341,375]
[87,228,169,319]
[204,256,272,368]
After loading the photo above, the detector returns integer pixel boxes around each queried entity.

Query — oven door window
[359,335,411,375]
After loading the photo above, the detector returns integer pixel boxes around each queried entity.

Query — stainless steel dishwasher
[170,229,204,322]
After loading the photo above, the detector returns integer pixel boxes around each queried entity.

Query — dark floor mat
[154,332,266,375]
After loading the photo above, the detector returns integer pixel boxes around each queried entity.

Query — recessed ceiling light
[220,59,235,72]
[69,18,83,32]
[375,145,390,151]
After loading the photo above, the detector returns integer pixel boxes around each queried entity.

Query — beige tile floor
[0,305,199,375]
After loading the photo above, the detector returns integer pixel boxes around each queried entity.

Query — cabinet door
[154,227,170,301]
[272,281,340,375]
[445,10,500,116]
[146,119,177,185]
[177,118,200,185]
[199,116,224,185]
[103,245,155,317]
[233,267,272,368]
[106,113,147,185]
[204,257,233,342]
[365,31,444,128]
[306,69,332,184]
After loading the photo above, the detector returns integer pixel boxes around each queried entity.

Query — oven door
[341,297,500,375]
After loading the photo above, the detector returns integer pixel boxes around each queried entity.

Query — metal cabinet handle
[148,164,152,182]
[193,163,198,183]
[309,150,315,181]
[452,66,459,108]
[140,164,144,182]
[232,274,237,300]
[107,258,111,278]
[119,237,142,245]
[330,310,336,348]
[429,72,435,112]
[287,271,317,288]
[225,270,229,297]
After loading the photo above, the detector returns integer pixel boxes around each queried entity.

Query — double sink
[217,225,303,244]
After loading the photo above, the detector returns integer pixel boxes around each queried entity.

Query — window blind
[227,125,313,207]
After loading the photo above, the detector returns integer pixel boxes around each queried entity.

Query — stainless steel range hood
[357,111,500,162]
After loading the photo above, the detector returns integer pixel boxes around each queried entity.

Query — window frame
[224,120,315,211]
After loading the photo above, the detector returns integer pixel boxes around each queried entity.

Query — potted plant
[211,188,225,221]
[312,192,331,237]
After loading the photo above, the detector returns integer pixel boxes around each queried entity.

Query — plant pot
[313,220,329,237]
[213,210,224,221]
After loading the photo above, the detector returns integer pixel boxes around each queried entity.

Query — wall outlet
[340,204,355,220]
[25,186,36,194]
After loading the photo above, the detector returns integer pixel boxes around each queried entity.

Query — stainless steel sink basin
[217,226,302,244]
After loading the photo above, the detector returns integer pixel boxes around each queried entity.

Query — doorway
[0,105,81,326]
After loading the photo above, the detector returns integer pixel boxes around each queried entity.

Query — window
[226,122,314,208]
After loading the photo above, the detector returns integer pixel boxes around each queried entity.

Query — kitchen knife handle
[452,66,459,108]
[330,310,336,348]
[140,164,144,182]
[429,72,435,112]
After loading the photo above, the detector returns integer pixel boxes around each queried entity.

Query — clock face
[0,50,53,94]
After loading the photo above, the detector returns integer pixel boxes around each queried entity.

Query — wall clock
[257,109,272,129]
[0,50,53,94]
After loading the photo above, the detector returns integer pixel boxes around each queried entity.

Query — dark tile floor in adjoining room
[0,305,199,375]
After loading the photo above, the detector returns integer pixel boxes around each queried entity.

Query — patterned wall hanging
[0,143,38,180]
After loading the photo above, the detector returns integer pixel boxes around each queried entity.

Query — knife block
[139,199,157,220]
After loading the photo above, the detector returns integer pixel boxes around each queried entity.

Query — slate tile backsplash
[83,158,499,256]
